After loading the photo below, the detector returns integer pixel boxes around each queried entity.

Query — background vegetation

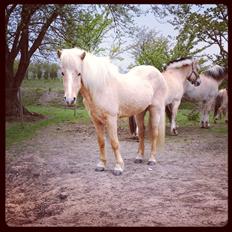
[6,4,228,148]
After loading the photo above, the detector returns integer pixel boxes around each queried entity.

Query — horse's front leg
[225,108,228,123]
[92,117,107,171]
[170,100,181,135]
[199,102,205,128]
[134,111,146,163]
[106,115,124,176]
[204,100,214,128]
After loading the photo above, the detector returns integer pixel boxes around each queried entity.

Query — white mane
[165,58,193,70]
[60,48,119,95]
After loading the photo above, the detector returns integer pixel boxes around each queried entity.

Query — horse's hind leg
[134,111,146,163]
[170,100,181,135]
[92,117,107,171]
[147,105,161,165]
[106,115,124,176]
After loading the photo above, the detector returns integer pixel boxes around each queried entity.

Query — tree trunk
[5,86,31,117]
[6,88,21,117]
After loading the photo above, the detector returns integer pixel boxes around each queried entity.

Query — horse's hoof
[172,128,178,135]
[95,166,105,172]
[113,170,122,176]
[134,158,143,164]
[147,161,156,166]
[200,121,204,128]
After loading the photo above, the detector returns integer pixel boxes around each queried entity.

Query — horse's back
[128,65,162,80]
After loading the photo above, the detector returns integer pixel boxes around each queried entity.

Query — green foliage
[152,4,228,66]
[63,11,112,53]
[6,105,90,148]
[132,29,170,71]
[132,28,200,71]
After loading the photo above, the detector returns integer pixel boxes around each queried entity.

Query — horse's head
[57,49,86,106]
[186,60,201,87]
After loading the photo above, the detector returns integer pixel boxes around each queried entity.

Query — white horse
[58,47,167,175]
[183,65,227,128]
[163,57,201,135]
[214,88,228,123]
[129,57,201,138]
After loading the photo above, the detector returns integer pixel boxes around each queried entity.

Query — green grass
[22,79,64,91]
[176,109,228,133]
[6,105,90,149]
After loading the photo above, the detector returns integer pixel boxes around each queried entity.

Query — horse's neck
[80,85,95,111]
[163,68,188,84]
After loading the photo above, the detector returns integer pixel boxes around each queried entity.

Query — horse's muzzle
[194,80,201,87]
[64,97,76,106]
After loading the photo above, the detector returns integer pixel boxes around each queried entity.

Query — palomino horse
[58,47,167,175]
[214,88,228,123]
[182,65,227,128]
[129,57,201,138]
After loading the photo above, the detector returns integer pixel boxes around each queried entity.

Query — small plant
[187,110,199,121]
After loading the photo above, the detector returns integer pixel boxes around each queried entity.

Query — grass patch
[6,105,90,149]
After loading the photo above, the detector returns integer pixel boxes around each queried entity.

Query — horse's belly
[118,94,152,117]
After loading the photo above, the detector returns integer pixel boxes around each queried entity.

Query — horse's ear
[57,49,62,58]
[80,52,86,60]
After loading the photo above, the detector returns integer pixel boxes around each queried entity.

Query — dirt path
[6,122,228,226]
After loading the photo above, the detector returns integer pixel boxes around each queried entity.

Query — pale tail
[157,106,166,151]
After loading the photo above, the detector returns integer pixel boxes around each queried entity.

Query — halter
[186,62,199,84]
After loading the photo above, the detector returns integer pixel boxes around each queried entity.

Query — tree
[50,63,58,79]
[131,29,170,71]
[43,63,50,80]
[131,27,204,71]
[150,4,228,66]
[5,4,64,116]
[61,11,112,53]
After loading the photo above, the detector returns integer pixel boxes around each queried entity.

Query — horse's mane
[165,57,193,70]
[60,48,119,94]
[202,65,227,81]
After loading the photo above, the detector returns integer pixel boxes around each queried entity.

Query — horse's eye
[61,72,64,76]
[77,73,81,76]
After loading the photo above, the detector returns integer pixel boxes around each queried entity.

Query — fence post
[18,87,24,128]
[74,106,77,117]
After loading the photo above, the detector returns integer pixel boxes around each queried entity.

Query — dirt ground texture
[5,121,228,227]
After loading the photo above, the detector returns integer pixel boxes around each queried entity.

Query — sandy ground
[5,122,228,227]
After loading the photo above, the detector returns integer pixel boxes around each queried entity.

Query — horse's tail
[214,94,223,117]
[165,103,172,123]
[148,105,165,151]
[157,105,166,150]
[129,116,137,136]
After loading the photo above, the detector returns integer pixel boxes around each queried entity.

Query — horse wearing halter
[186,62,199,84]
